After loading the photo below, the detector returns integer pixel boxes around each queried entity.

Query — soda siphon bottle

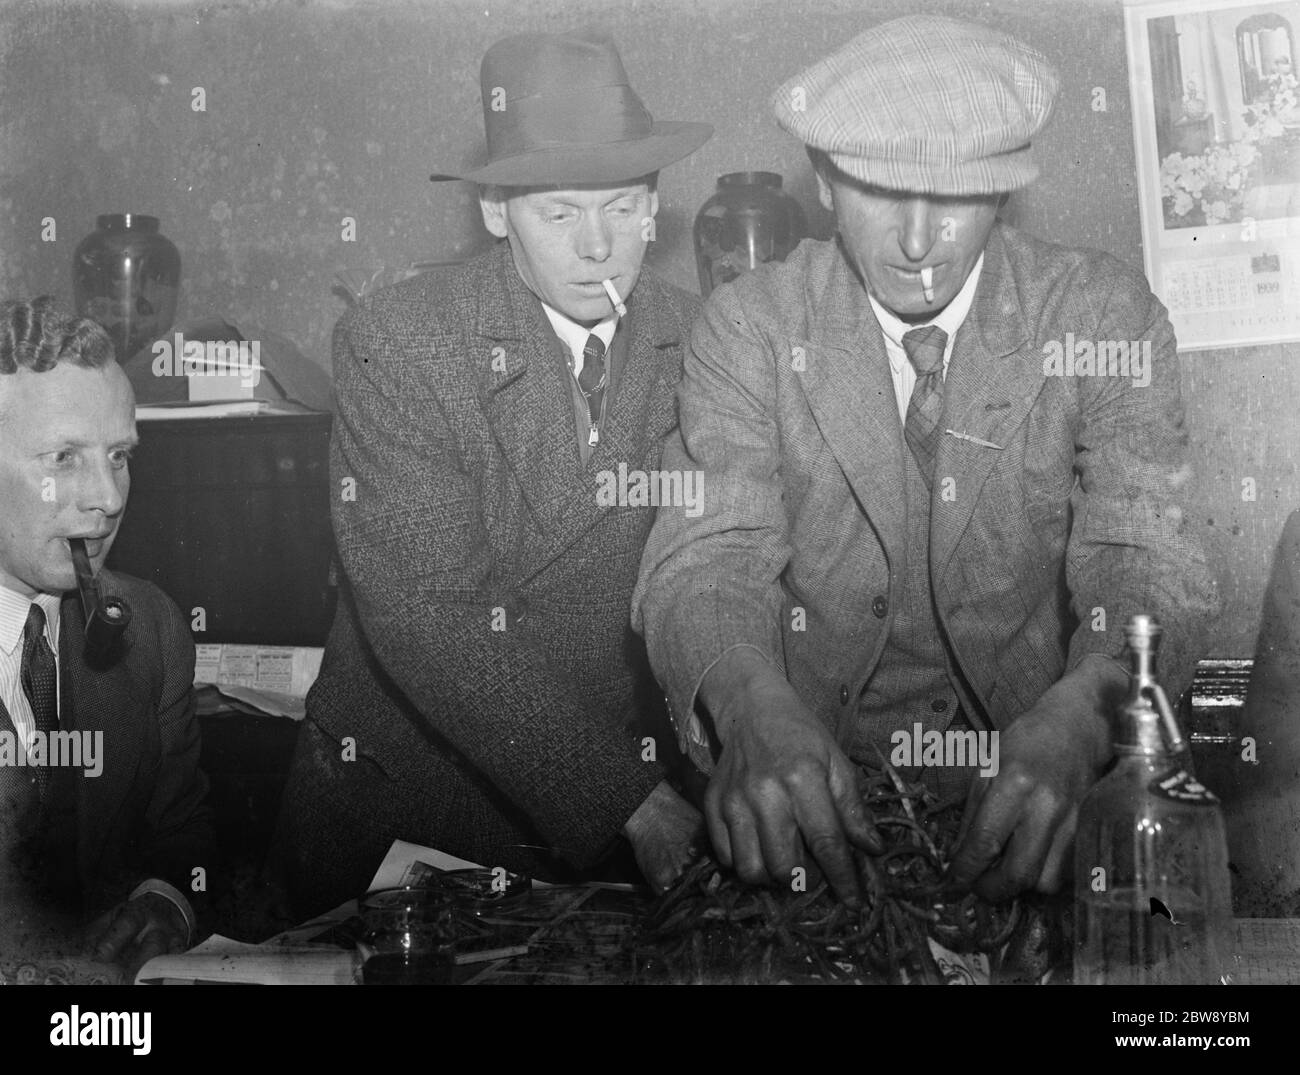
[1074,615,1234,985]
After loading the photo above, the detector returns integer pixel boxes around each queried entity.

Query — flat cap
[772,15,1059,195]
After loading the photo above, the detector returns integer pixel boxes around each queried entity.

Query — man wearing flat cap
[635,15,1217,906]
[277,33,712,912]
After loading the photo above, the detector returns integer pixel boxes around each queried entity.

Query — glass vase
[73,214,181,361]
[693,172,807,298]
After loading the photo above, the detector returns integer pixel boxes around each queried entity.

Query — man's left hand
[86,893,189,978]
[947,656,1128,901]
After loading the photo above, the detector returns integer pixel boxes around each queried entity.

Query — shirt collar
[869,252,985,371]
[0,583,63,659]
[540,302,618,359]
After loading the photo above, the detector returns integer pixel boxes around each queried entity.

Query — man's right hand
[699,648,882,904]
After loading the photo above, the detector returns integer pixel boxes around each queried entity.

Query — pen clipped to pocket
[70,537,132,666]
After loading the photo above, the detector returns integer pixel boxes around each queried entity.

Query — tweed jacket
[633,223,1219,770]
[305,240,701,871]
[0,571,213,918]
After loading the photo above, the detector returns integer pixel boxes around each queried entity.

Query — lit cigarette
[920,266,935,303]
[602,278,627,317]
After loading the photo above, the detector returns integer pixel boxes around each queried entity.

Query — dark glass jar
[693,172,807,298]
[72,214,181,361]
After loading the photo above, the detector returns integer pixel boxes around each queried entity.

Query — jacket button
[872,595,888,618]
[930,698,949,713]
[839,684,850,706]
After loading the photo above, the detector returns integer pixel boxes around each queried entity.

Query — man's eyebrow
[534,187,643,205]
[35,434,141,451]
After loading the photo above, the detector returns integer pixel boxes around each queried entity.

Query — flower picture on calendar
[1126,0,1300,348]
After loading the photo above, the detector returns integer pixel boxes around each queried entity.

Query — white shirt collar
[869,252,985,373]
[0,582,63,658]
[540,302,618,366]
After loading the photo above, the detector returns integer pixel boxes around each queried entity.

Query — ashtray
[436,867,532,913]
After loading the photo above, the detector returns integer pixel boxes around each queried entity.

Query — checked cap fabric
[772,15,1059,195]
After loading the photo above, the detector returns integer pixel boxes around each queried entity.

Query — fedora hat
[430,34,712,186]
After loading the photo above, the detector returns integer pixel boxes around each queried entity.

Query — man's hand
[700,648,882,905]
[948,656,1128,901]
[624,780,704,892]
[86,893,189,979]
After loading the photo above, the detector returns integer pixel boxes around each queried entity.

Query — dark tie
[21,603,59,796]
[902,326,949,487]
[0,703,38,837]
[579,333,608,445]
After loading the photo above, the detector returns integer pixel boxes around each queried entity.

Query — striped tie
[902,326,949,487]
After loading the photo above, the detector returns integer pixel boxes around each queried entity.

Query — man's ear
[479,185,509,238]
[648,189,659,220]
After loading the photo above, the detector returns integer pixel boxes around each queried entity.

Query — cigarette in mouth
[920,266,935,303]
[602,278,627,318]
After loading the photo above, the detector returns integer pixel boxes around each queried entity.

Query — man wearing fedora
[276,34,712,912]
[634,16,1217,907]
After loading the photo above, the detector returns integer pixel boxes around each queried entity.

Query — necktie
[579,333,608,446]
[20,603,58,797]
[0,703,38,838]
[902,325,949,487]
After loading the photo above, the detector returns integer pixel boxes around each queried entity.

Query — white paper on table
[366,839,485,891]
[136,400,270,420]
[134,934,356,985]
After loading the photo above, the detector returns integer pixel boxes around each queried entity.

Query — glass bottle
[1073,615,1234,985]
[693,172,807,298]
[72,214,181,361]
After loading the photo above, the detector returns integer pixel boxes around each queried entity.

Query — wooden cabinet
[107,412,336,646]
